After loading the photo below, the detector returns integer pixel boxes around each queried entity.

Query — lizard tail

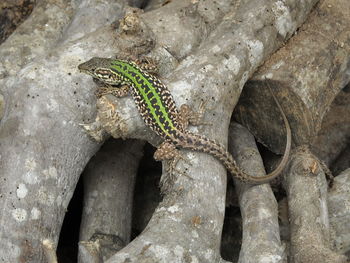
[177,92,291,184]
[180,127,289,184]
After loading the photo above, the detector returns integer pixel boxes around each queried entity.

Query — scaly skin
[78,57,291,184]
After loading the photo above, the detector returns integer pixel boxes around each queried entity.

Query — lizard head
[78,57,123,85]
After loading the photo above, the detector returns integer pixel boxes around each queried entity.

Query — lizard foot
[178,99,212,130]
[154,141,192,179]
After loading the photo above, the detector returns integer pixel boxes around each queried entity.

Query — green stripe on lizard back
[79,57,181,139]
[110,60,180,138]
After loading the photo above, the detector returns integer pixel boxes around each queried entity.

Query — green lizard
[78,57,291,184]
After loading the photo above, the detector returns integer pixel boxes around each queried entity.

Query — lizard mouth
[77,67,94,77]
[77,61,93,73]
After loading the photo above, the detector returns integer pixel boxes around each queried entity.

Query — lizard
[78,57,291,184]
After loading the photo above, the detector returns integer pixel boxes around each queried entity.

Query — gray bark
[311,85,350,167]
[4,0,350,262]
[330,147,350,176]
[229,123,286,263]
[79,139,144,261]
[234,0,350,153]
[0,0,75,77]
[283,146,346,263]
[42,239,58,263]
[97,0,318,145]
[0,1,128,262]
[98,0,318,262]
[328,168,350,254]
[78,240,103,263]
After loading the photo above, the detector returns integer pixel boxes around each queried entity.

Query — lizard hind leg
[154,141,191,179]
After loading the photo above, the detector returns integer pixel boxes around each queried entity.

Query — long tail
[178,93,291,184]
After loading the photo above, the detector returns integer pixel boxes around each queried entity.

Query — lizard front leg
[178,100,211,130]
[133,56,158,74]
[94,81,130,98]
[118,54,158,74]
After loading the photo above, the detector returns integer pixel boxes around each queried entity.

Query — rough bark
[229,123,286,263]
[330,146,350,176]
[328,168,350,254]
[42,239,58,263]
[98,1,318,262]
[0,1,127,262]
[79,139,144,261]
[0,0,251,261]
[78,240,103,263]
[0,0,75,77]
[234,0,350,153]
[283,146,346,263]
[0,0,35,43]
[311,84,350,167]
[2,0,343,262]
[96,0,318,144]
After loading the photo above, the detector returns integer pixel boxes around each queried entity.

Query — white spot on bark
[273,1,293,37]
[257,208,271,220]
[25,158,37,170]
[261,73,274,79]
[182,44,193,54]
[25,67,38,79]
[216,196,225,215]
[191,230,199,238]
[204,248,214,259]
[23,158,40,184]
[179,55,195,69]
[149,244,173,259]
[12,208,27,222]
[43,166,58,179]
[222,55,240,75]
[168,205,179,213]
[271,60,285,70]
[197,56,209,65]
[23,171,39,184]
[56,195,62,207]
[261,254,282,262]
[16,183,28,198]
[156,206,166,212]
[172,80,191,92]
[246,40,264,65]
[37,186,55,205]
[47,98,59,111]
[186,70,196,79]
[201,64,214,72]
[30,207,41,220]
[171,80,192,104]
[174,245,184,257]
[191,255,199,263]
